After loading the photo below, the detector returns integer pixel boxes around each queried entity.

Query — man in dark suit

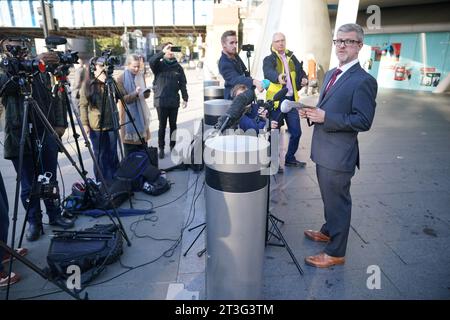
[299,23,378,268]
[218,30,263,100]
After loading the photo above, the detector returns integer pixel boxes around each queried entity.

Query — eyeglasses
[333,39,361,47]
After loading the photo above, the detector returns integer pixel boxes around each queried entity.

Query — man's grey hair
[125,54,141,66]
[337,23,364,42]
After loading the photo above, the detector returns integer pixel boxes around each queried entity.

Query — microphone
[214,89,255,133]
[280,95,319,113]
[262,79,270,90]
[45,36,67,48]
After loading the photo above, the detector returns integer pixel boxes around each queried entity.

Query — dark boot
[49,215,75,229]
[26,223,43,242]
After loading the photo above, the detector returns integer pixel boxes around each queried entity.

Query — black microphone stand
[265,99,304,275]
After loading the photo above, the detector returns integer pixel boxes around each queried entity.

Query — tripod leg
[269,215,303,275]
[63,87,88,176]
[188,222,205,232]
[28,98,132,247]
[0,240,83,300]
[183,225,206,257]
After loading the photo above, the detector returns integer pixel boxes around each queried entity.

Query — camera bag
[47,224,123,286]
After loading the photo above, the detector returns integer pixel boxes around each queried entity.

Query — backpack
[63,178,132,212]
[47,224,123,286]
[142,175,171,196]
[114,151,161,192]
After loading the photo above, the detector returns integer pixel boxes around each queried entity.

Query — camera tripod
[265,112,304,275]
[4,71,131,299]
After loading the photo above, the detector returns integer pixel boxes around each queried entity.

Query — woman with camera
[116,54,151,157]
[79,57,119,183]
[149,43,188,159]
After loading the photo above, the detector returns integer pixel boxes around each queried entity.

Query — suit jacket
[311,63,378,172]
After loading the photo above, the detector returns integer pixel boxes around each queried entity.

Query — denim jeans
[271,96,302,162]
[89,130,119,183]
[11,134,60,225]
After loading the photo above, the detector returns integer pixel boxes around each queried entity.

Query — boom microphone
[214,89,255,133]
[45,36,67,47]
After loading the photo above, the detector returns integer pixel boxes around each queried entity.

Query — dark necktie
[324,68,342,96]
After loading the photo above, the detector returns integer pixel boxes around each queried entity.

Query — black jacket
[0,70,67,159]
[149,52,188,108]
[218,52,253,100]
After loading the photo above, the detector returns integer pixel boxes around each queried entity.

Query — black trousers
[156,107,179,149]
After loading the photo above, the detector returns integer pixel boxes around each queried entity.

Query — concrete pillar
[203,4,240,81]
[329,0,360,69]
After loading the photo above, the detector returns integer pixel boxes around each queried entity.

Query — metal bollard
[204,86,224,101]
[204,80,220,87]
[204,135,270,299]
[203,99,232,133]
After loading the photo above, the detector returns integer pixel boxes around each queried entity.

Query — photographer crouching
[0,37,74,242]
[230,84,278,132]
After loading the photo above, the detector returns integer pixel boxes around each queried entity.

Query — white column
[252,0,332,86]
[329,0,360,69]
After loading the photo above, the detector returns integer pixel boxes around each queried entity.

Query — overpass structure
[0,0,213,38]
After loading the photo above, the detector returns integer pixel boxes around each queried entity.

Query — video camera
[256,99,276,117]
[96,49,120,75]
[0,37,46,76]
[45,36,79,77]
[242,44,254,52]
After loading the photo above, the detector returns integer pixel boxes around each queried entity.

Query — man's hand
[182,100,188,109]
[278,74,287,85]
[257,107,268,119]
[298,108,308,118]
[301,78,308,87]
[304,108,325,123]
[253,79,264,92]
[135,86,141,94]
[162,44,172,54]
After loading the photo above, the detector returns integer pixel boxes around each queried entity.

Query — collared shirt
[280,52,294,96]
[336,58,360,82]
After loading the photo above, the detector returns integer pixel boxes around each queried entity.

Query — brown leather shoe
[305,252,345,268]
[304,230,330,242]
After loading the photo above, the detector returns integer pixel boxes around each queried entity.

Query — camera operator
[79,57,119,182]
[116,54,151,157]
[218,30,264,100]
[149,42,188,159]
[0,38,74,242]
[231,84,278,132]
